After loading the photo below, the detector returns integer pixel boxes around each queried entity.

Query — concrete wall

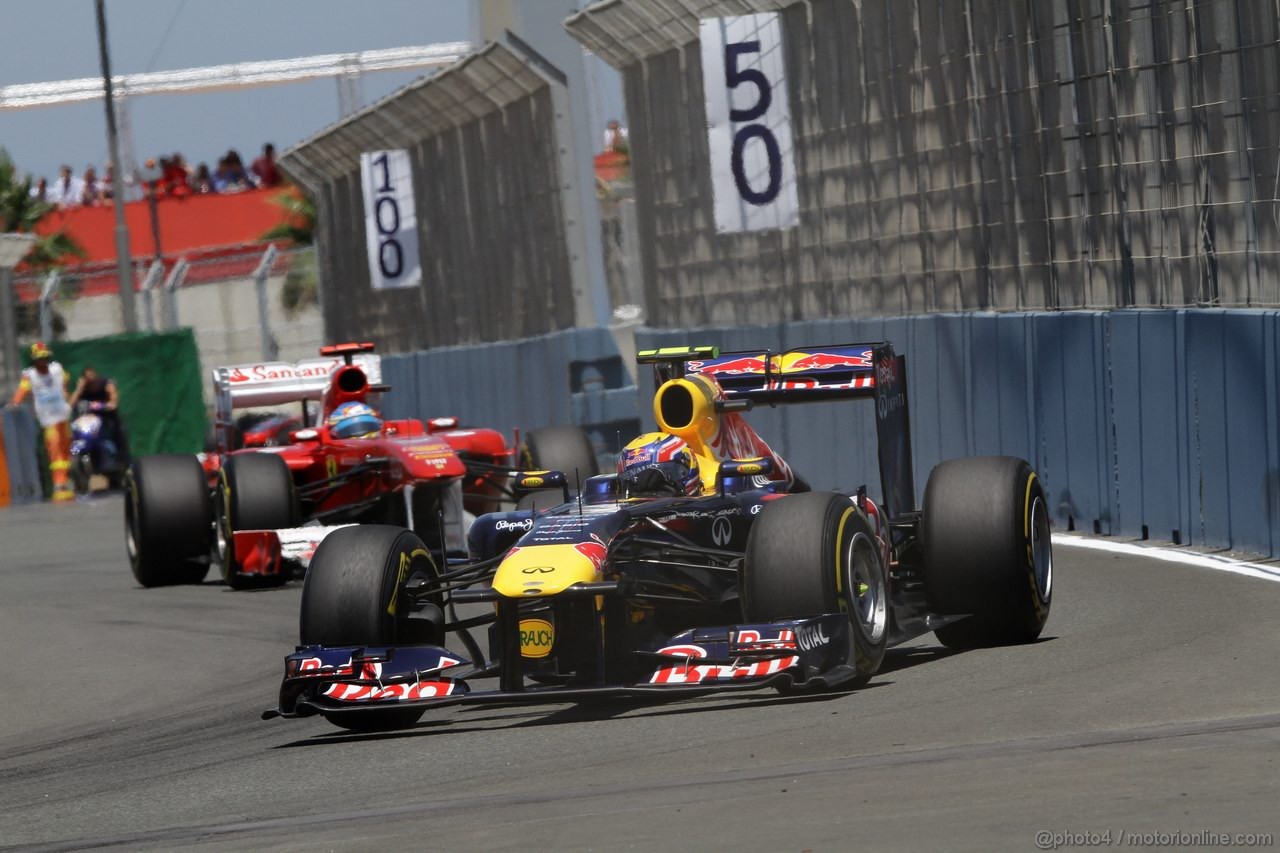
[380,326,640,474]
[572,0,1280,327]
[281,42,585,354]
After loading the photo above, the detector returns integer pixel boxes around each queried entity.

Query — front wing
[264,615,854,720]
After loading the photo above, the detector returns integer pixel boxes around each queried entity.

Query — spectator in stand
[80,166,102,206]
[251,143,282,188]
[29,177,48,202]
[140,157,163,199]
[214,149,253,192]
[603,119,629,153]
[163,153,192,198]
[192,162,216,194]
[47,165,84,208]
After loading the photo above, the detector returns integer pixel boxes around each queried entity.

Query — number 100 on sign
[700,13,799,234]
[360,150,422,290]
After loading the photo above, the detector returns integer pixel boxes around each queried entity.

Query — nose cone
[491,544,602,598]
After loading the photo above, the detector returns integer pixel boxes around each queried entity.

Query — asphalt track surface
[2,495,1278,851]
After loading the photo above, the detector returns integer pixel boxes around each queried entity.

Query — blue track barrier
[372,308,1280,557]
[637,309,1280,557]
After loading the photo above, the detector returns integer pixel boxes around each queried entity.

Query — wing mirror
[427,416,459,433]
[512,470,571,504]
[289,428,319,443]
[717,458,773,495]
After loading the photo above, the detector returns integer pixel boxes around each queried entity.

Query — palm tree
[259,186,317,316]
[0,148,86,269]
[260,188,315,246]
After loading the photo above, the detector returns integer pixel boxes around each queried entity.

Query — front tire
[922,456,1052,648]
[125,455,212,587]
[218,453,297,589]
[743,492,888,686]
[300,525,440,732]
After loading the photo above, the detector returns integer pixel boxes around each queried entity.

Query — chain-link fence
[7,245,323,397]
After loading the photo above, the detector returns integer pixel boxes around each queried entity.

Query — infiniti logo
[711,516,732,547]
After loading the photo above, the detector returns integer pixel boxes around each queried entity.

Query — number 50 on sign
[360,150,422,290]
[700,13,799,233]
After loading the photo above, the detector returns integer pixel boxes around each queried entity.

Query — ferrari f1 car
[265,342,1053,731]
[125,342,598,590]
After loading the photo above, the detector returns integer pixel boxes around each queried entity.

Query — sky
[0,0,619,183]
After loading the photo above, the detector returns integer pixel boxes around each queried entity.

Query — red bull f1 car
[125,342,598,590]
[264,342,1053,731]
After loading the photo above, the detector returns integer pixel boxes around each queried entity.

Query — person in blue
[326,401,382,439]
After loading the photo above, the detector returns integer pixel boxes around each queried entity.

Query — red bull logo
[574,540,608,572]
[690,350,872,377]
[783,349,873,372]
[689,356,771,375]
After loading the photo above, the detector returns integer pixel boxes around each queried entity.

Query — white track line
[1053,533,1280,584]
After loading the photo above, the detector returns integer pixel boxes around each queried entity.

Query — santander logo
[227,361,340,384]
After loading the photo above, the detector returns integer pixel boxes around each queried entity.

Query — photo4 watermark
[1036,830,1273,849]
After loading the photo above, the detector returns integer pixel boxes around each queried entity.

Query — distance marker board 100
[360,149,422,291]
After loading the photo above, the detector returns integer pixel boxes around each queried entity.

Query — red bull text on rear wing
[638,344,877,404]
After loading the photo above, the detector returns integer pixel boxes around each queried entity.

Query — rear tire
[922,456,1053,648]
[218,453,297,590]
[743,492,888,686]
[520,425,598,481]
[300,525,439,732]
[125,455,212,587]
[72,454,93,496]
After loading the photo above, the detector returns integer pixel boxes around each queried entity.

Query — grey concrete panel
[569,0,1280,323]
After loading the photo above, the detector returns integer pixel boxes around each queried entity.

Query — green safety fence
[24,329,207,458]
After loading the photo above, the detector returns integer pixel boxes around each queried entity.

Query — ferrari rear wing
[639,342,917,519]
[211,349,383,450]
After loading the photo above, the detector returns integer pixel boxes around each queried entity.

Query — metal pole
[161,258,188,330]
[253,245,280,360]
[95,0,137,333]
[147,187,162,263]
[38,270,60,343]
[0,268,18,386]
[141,260,163,331]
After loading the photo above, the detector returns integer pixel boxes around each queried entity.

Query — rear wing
[211,352,382,449]
[638,342,917,518]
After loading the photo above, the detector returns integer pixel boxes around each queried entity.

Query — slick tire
[218,453,298,590]
[519,425,598,481]
[743,492,888,687]
[300,525,440,732]
[922,456,1053,648]
[125,454,212,587]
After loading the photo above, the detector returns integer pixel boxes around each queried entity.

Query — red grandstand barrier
[18,189,296,301]
[34,188,289,263]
